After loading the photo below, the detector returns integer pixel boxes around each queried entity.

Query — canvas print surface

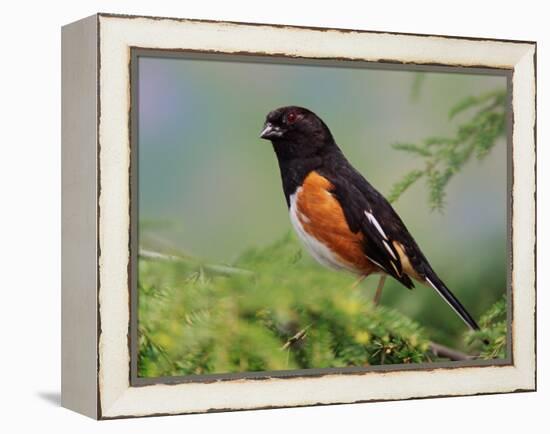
[135,54,508,379]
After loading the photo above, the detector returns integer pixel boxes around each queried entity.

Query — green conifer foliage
[388,90,507,210]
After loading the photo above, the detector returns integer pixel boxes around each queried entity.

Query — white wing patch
[382,239,397,260]
[365,210,388,240]
[366,256,385,271]
[365,209,403,276]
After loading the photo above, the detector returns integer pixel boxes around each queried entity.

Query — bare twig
[139,249,254,277]
[429,341,474,361]
[281,325,311,350]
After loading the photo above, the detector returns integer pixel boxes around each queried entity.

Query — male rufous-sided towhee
[260,105,479,331]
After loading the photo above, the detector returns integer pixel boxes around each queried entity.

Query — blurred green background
[137,54,507,378]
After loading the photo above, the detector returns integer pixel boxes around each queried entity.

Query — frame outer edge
[61,13,99,419]
[95,13,537,419]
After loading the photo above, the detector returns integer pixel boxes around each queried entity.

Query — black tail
[424,272,480,331]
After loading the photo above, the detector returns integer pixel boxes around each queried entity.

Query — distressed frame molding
[61,13,536,420]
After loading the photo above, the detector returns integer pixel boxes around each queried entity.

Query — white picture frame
[61,13,536,419]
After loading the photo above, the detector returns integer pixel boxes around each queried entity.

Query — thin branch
[139,248,254,277]
[429,341,474,361]
[281,325,311,350]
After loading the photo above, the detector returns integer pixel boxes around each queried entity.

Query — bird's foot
[350,274,367,290]
[373,275,387,306]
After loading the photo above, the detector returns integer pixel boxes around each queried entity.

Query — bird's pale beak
[260,122,283,140]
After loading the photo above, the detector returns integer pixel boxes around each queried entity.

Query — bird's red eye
[287,112,297,124]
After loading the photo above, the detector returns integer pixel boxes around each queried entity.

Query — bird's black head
[260,106,336,161]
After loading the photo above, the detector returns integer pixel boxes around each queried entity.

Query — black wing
[322,165,419,289]
[320,153,480,330]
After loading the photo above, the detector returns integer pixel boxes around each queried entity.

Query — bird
[259,105,480,331]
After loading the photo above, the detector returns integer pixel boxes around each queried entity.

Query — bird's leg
[350,274,367,290]
[373,275,387,306]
